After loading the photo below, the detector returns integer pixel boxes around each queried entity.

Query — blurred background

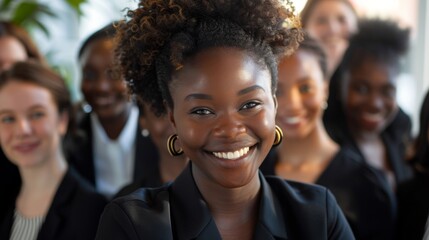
[0,0,427,134]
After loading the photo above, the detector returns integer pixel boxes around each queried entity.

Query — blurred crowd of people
[0,0,428,239]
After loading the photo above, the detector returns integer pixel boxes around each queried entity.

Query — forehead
[349,60,398,85]
[0,37,27,60]
[279,50,322,79]
[80,38,114,65]
[0,81,55,110]
[310,0,354,15]
[170,47,272,95]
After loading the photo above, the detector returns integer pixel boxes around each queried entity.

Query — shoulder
[264,176,355,239]
[96,186,173,240]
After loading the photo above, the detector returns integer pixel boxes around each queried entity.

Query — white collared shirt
[91,106,138,198]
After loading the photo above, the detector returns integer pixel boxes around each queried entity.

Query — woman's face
[305,0,357,74]
[276,50,327,139]
[80,38,129,121]
[139,103,175,156]
[0,37,28,72]
[0,81,68,169]
[169,47,276,188]
[344,60,398,135]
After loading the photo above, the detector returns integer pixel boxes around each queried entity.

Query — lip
[13,142,40,154]
[91,96,116,108]
[359,112,385,130]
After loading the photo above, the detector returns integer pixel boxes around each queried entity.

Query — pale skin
[0,81,69,218]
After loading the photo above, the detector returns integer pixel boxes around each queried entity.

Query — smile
[212,147,250,160]
[284,116,301,124]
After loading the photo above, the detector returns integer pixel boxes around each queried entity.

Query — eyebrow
[184,93,213,101]
[237,85,265,95]
[184,85,265,101]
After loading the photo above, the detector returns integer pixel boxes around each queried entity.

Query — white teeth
[213,147,250,160]
[363,113,383,121]
[285,116,300,124]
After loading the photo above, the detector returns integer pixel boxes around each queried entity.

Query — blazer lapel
[37,169,76,240]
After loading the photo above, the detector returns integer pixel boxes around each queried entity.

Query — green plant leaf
[11,2,39,25]
[65,0,87,15]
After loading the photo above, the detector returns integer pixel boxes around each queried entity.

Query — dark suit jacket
[261,147,396,240]
[397,170,429,240]
[95,163,355,240]
[65,112,160,192]
[0,167,107,240]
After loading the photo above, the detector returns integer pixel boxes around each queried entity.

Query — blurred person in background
[260,35,395,239]
[0,61,106,240]
[0,21,47,221]
[397,89,429,240]
[66,22,157,198]
[114,102,189,197]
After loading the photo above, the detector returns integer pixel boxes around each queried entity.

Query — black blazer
[397,170,429,240]
[0,167,107,240]
[261,147,396,240]
[65,112,160,190]
[95,163,355,240]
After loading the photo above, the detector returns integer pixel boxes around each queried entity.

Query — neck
[193,165,260,239]
[19,154,67,195]
[278,121,338,166]
[99,103,132,140]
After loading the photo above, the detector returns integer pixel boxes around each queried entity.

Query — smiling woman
[0,61,106,240]
[95,0,354,239]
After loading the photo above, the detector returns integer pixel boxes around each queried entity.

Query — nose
[15,119,32,137]
[95,77,112,92]
[326,19,341,35]
[278,87,301,111]
[368,92,384,111]
[213,112,246,139]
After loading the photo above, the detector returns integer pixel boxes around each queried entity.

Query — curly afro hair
[341,18,410,73]
[115,0,302,116]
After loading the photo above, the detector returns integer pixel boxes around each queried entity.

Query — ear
[323,80,329,101]
[58,111,69,136]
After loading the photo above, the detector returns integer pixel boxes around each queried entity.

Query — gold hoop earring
[273,125,283,147]
[167,134,183,156]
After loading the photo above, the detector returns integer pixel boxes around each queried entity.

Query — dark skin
[344,59,398,188]
[275,49,339,183]
[80,38,132,140]
[139,103,189,183]
[168,47,277,240]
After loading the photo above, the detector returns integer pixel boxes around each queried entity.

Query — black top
[65,112,161,193]
[0,167,107,240]
[323,65,413,187]
[96,163,355,240]
[397,170,429,240]
[260,147,396,240]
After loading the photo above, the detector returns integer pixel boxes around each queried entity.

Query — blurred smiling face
[80,38,129,121]
[344,60,398,135]
[169,47,277,188]
[276,50,327,139]
[0,81,68,169]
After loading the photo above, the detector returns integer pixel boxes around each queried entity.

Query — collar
[90,105,139,153]
[170,163,287,240]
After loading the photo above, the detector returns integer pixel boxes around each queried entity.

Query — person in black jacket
[95,0,354,239]
[66,23,158,199]
[0,61,107,240]
[322,19,413,192]
[397,89,429,240]
[260,34,395,239]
